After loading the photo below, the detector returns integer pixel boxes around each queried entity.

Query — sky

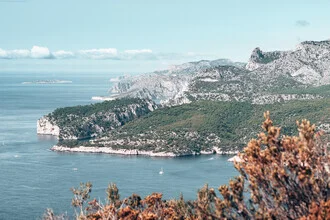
[0,0,330,73]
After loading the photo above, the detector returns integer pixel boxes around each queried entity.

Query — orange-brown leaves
[224,111,329,219]
[66,111,330,220]
[262,111,273,131]
[143,193,163,208]
[301,200,330,220]
[117,206,139,219]
[297,119,316,143]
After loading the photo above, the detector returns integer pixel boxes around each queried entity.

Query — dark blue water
[0,71,237,219]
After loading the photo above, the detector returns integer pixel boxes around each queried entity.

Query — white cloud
[53,50,75,59]
[31,46,53,59]
[78,48,118,59]
[0,46,214,61]
[10,49,31,58]
[0,49,6,58]
[0,48,30,59]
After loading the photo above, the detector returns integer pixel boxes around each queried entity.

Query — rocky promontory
[37,98,157,140]
[38,40,330,157]
[44,98,330,157]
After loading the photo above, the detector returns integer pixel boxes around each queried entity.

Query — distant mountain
[110,40,330,106]
[246,40,330,85]
[110,58,246,103]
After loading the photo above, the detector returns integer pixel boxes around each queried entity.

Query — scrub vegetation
[44,112,330,219]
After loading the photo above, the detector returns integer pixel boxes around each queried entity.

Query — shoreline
[51,145,239,157]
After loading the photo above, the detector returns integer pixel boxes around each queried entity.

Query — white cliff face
[111,73,193,102]
[37,116,60,136]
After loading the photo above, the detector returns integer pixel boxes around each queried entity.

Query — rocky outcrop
[37,116,60,136]
[248,40,330,85]
[37,98,158,140]
[110,59,246,103]
[109,40,330,106]
[246,47,284,70]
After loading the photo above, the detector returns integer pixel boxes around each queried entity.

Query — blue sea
[0,71,237,219]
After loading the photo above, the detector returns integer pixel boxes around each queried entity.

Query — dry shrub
[46,112,330,219]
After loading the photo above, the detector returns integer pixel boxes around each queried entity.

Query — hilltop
[110,40,330,105]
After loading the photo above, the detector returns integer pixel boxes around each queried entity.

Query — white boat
[159,167,164,175]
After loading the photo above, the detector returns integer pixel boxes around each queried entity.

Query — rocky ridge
[110,59,246,104]
[110,40,330,106]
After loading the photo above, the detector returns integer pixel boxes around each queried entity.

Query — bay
[0,71,237,220]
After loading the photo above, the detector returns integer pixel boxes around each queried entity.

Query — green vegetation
[45,113,330,219]
[49,98,151,121]
[275,84,330,96]
[115,98,330,147]
[55,98,330,154]
[48,98,156,140]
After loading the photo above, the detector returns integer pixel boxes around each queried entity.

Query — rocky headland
[39,40,330,157]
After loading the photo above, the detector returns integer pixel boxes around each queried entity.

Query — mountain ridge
[110,40,330,106]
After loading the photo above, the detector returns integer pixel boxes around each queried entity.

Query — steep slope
[37,98,157,140]
[110,40,330,106]
[110,59,246,102]
[247,40,330,85]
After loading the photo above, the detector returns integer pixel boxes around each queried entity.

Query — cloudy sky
[0,0,329,72]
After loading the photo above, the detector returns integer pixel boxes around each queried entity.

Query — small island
[22,80,72,84]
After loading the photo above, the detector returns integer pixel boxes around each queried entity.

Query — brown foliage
[47,112,330,219]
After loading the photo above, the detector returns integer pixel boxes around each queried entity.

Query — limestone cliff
[37,116,60,136]
[37,98,157,140]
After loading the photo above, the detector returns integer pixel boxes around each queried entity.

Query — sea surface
[0,71,237,220]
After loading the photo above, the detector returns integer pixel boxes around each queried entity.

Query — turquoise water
[0,71,237,219]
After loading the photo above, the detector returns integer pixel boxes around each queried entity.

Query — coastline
[51,145,239,157]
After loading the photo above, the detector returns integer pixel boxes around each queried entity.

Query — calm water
[0,71,236,220]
